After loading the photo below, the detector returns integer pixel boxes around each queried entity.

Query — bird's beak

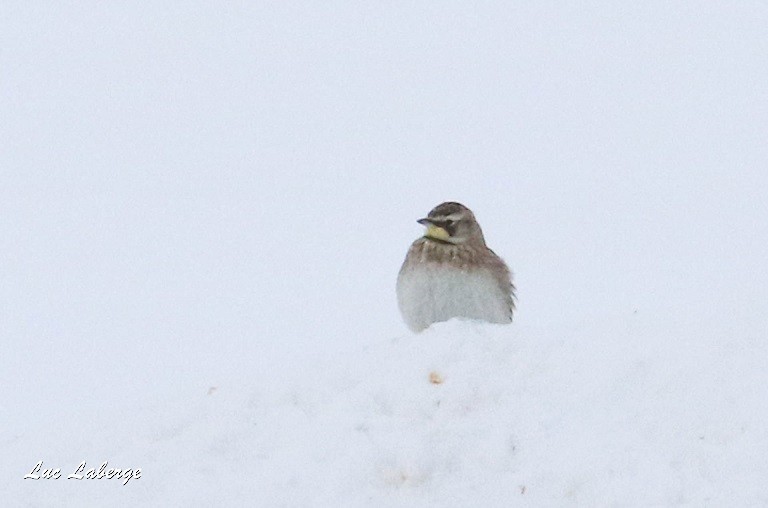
[418,218,451,242]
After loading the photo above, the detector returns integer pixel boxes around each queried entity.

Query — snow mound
[9,318,768,507]
[182,318,767,507]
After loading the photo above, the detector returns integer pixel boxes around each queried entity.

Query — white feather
[396,263,511,332]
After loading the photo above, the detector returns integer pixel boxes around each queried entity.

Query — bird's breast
[396,262,511,332]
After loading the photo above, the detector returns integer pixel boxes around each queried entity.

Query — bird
[396,202,515,332]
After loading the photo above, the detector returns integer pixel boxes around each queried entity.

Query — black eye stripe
[431,219,456,235]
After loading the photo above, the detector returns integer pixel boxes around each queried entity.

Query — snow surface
[2,1,768,506]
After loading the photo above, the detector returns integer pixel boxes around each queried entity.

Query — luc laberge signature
[24,461,141,485]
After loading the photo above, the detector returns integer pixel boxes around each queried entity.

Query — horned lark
[396,202,515,332]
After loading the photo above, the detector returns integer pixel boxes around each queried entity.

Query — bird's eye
[445,220,455,227]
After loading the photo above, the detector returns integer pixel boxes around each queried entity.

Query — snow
[7,318,767,506]
[3,1,768,506]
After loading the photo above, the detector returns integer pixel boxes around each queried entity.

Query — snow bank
[10,318,766,506]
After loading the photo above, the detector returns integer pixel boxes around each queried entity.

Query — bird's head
[418,202,486,246]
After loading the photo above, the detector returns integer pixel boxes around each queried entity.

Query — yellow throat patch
[424,224,451,242]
